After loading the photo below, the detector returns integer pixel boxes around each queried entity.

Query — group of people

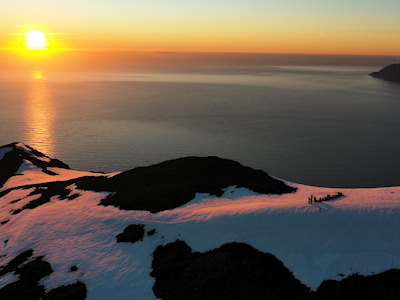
[308,194,317,204]
[308,192,344,204]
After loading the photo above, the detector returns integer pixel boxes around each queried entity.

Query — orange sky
[1,0,400,55]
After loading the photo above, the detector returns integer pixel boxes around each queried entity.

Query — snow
[1,163,108,191]
[0,188,42,216]
[1,168,400,299]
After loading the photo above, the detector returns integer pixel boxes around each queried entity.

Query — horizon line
[1,47,400,57]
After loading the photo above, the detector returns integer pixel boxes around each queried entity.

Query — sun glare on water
[24,30,49,50]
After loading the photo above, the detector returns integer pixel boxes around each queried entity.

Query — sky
[2,0,400,55]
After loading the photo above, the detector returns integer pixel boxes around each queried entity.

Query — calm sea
[1,52,400,187]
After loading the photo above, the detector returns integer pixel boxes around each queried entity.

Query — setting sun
[24,30,49,50]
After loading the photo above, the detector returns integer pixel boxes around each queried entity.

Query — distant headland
[370,63,400,83]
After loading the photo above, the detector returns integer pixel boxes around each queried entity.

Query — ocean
[1,52,399,187]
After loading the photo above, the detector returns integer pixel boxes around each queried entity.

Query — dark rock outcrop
[370,64,400,83]
[0,250,88,300]
[0,250,53,300]
[147,229,157,236]
[0,181,81,215]
[0,250,34,277]
[151,240,310,300]
[70,266,79,272]
[75,156,296,213]
[116,224,145,243]
[43,282,87,300]
[151,241,400,300]
[311,269,400,299]
[16,257,53,282]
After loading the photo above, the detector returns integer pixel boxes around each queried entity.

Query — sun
[24,30,49,50]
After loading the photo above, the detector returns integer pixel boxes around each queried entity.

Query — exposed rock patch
[370,64,400,83]
[70,266,79,272]
[16,257,53,282]
[116,224,145,243]
[147,229,157,236]
[8,182,80,215]
[0,250,87,300]
[42,282,87,300]
[311,269,400,299]
[0,279,47,300]
[151,240,309,300]
[151,241,400,300]
[0,250,33,277]
[0,250,53,300]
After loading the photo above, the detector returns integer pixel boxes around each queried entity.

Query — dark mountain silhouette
[370,63,400,83]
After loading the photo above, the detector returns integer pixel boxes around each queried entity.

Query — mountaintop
[0,143,69,189]
[1,143,400,299]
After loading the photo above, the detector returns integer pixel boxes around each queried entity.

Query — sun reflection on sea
[33,71,44,80]
[24,71,55,157]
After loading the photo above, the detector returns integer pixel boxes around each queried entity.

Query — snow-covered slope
[0,143,400,299]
